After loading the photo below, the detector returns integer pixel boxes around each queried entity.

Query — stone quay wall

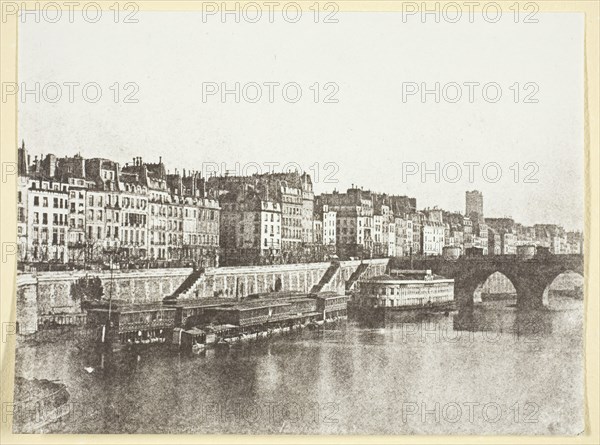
[16,268,192,334]
[16,259,391,334]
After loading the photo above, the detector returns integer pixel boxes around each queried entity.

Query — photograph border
[1,1,598,443]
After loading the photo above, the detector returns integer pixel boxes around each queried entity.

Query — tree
[71,276,104,310]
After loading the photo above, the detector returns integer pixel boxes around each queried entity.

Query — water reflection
[454,304,554,338]
[13,297,583,435]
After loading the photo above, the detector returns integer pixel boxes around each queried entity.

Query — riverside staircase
[310,261,341,293]
[164,268,205,302]
[345,262,370,292]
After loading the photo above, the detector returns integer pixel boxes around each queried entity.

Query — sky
[18,10,584,230]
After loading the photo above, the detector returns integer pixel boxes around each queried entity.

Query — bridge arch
[541,270,584,307]
[473,271,517,304]
[468,270,520,306]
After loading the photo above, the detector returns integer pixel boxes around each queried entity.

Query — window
[33,196,39,206]
[43,197,48,207]
[42,213,48,225]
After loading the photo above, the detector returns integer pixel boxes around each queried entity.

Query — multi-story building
[166,172,220,266]
[219,190,281,265]
[372,202,396,257]
[312,217,323,245]
[207,171,313,262]
[24,177,70,263]
[318,187,375,259]
[501,232,517,255]
[321,205,337,248]
[487,228,502,255]
[17,146,220,269]
[443,212,464,252]
[462,216,473,249]
[411,212,423,255]
[421,219,445,256]
[394,215,413,257]
[486,217,516,255]
[385,220,396,257]
[472,219,488,255]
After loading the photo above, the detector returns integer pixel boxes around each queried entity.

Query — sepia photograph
[0,0,598,441]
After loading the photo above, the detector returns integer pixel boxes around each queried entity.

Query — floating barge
[350,269,455,315]
[86,300,175,350]
[170,291,348,351]
[86,291,348,351]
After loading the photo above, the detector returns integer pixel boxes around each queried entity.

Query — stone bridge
[389,254,584,309]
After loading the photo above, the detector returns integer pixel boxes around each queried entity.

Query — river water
[13,296,584,435]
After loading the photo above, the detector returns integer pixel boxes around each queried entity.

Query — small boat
[216,338,230,348]
[191,343,205,354]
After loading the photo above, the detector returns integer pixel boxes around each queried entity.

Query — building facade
[17,146,220,269]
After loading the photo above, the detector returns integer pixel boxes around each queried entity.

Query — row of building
[16,144,583,268]
[17,144,220,268]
